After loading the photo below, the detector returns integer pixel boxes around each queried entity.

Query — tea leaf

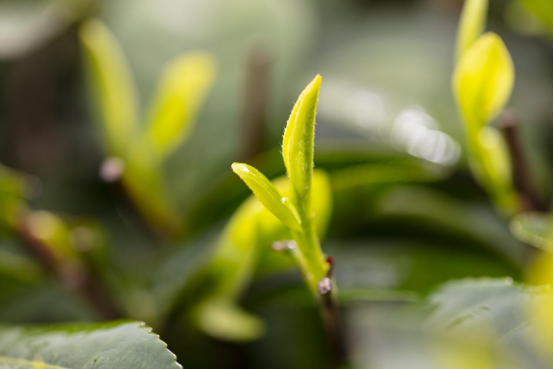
[146,52,216,160]
[79,19,139,156]
[470,126,516,210]
[233,77,329,299]
[195,299,264,342]
[510,212,553,251]
[455,0,488,61]
[282,75,322,206]
[24,211,80,263]
[453,32,514,131]
[330,161,447,191]
[425,278,552,349]
[256,170,333,275]
[192,171,332,341]
[207,196,262,299]
[232,163,302,231]
[310,170,333,239]
[0,164,28,231]
[0,321,181,368]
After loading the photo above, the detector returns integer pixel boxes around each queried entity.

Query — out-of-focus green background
[0,0,551,368]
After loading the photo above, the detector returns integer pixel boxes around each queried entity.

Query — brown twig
[318,256,349,369]
[499,110,545,212]
[16,212,121,319]
[239,42,271,161]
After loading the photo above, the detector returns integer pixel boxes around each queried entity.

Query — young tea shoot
[232,75,329,298]
[232,76,347,364]
[453,0,518,214]
[185,171,331,342]
[80,19,216,240]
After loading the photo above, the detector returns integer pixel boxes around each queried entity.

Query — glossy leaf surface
[232,163,301,231]
[0,321,181,368]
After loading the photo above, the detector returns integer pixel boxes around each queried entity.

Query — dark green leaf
[0,321,181,368]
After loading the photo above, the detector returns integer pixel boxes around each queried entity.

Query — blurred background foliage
[0,0,551,368]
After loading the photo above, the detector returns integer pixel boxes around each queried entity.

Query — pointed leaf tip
[146,51,216,160]
[453,32,514,130]
[282,75,322,207]
[79,19,139,156]
[455,0,488,61]
[232,163,302,231]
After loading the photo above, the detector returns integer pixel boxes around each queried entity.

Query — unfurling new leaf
[79,19,139,157]
[455,0,488,61]
[80,19,216,238]
[146,52,216,160]
[194,170,332,341]
[453,32,515,131]
[231,163,302,231]
[282,75,322,206]
[452,29,517,213]
[232,76,329,300]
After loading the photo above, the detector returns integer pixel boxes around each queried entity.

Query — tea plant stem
[319,281,349,369]
[240,43,270,160]
[290,219,349,368]
[499,110,544,212]
[100,157,168,243]
[290,227,327,295]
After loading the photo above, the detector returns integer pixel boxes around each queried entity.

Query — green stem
[467,132,518,215]
[290,224,327,297]
[290,217,349,368]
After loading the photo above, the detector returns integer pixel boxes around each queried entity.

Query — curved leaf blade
[0,321,181,368]
[79,19,139,156]
[146,52,216,160]
[455,0,488,61]
[195,299,264,342]
[231,163,302,231]
[310,170,333,239]
[453,32,514,131]
[282,75,322,206]
[191,171,333,341]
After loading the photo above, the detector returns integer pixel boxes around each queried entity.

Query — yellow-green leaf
[232,163,302,231]
[195,299,264,342]
[455,0,488,61]
[79,19,139,156]
[310,170,332,239]
[282,75,322,207]
[453,32,515,131]
[256,169,332,247]
[24,211,80,262]
[195,170,333,341]
[469,126,517,211]
[146,52,216,160]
